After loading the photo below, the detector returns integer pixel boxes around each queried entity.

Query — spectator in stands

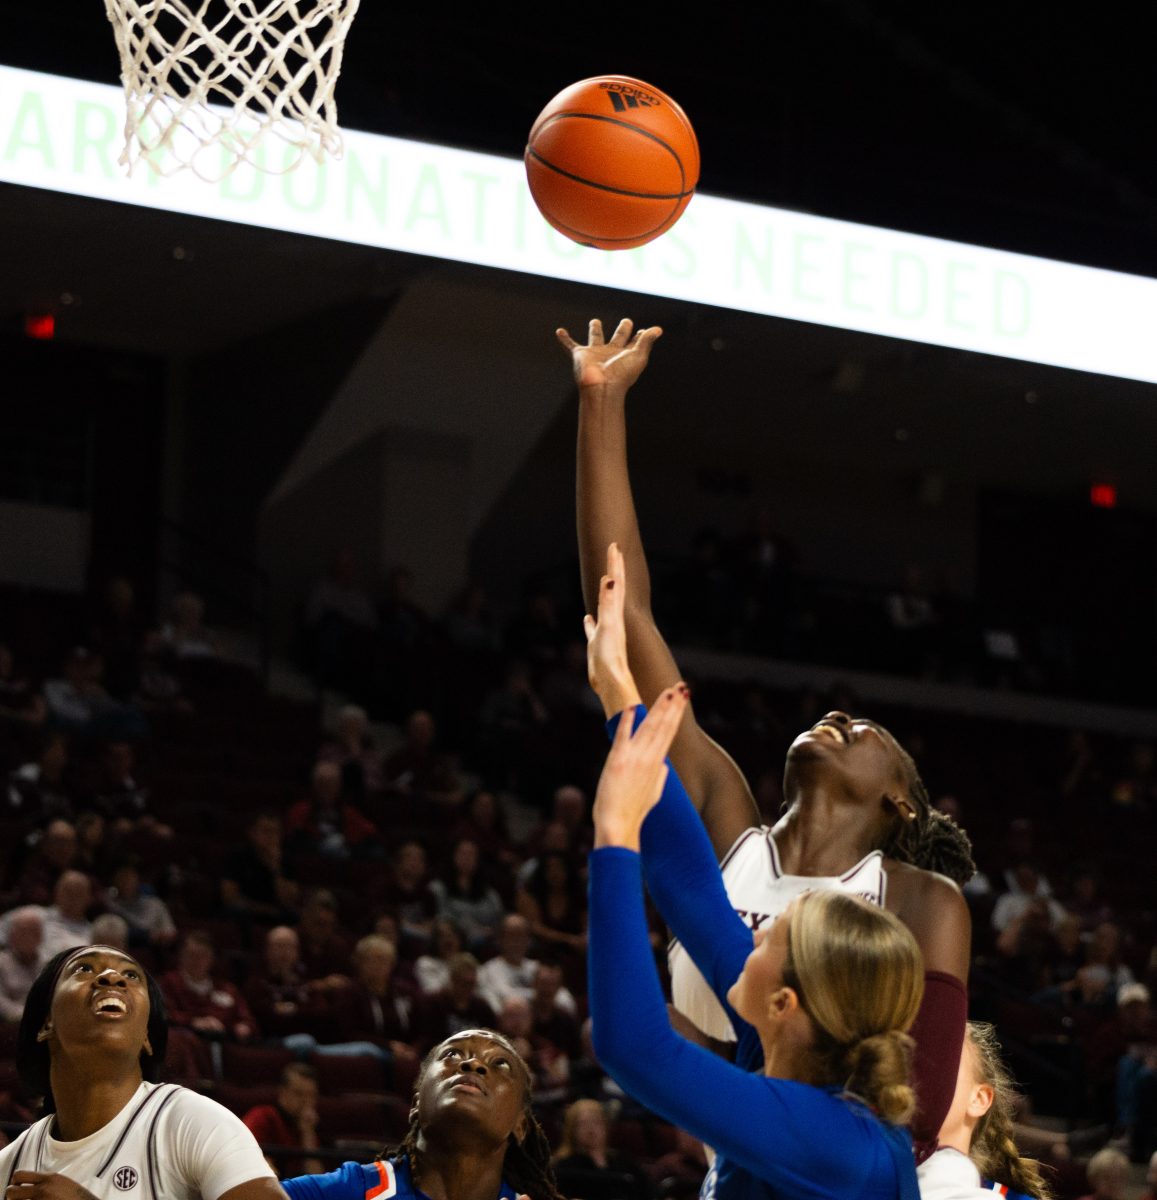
[1066,868,1116,934]
[222,811,300,925]
[517,820,575,889]
[478,914,575,1017]
[42,646,146,740]
[649,1128,708,1198]
[39,870,94,959]
[418,952,495,1048]
[89,575,144,700]
[92,740,172,840]
[333,934,421,1078]
[286,760,379,861]
[429,837,505,954]
[160,930,256,1045]
[136,629,192,713]
[161,590,220,659]
[451,789,518,873]
[90,913,130,953]
[1078,1146,1130,1200]
[0,642,46,725]
[318,704,385,799]
[14,818,78,907]
[992,863,1068,934]
[529,961,582,1063]
[244,925,334,1043]
[106,859,178,951]
[477,662,549,791]
[1103,983,1157,1161]
[1141,1150,1157,1200]
[295,888,355,983]
[383,710,463,806]
[242,1063,324,1177]
[497,995,570,1109]
[548,784,594,861]
[0,907,44,1023]
[6,732,73,827]
[380,839,437,951]
[73,809,114,882]
[552,1099,653,1200]
[994,895,1059,994]
[1042,923,1137,1017]
[516,851,588,969]
[414,917,466,996]
[445,581,500,657]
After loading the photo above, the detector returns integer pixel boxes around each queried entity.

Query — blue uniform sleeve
[589,848,910,1197]
[282,1161,366,1200]
[607,707,752,1019]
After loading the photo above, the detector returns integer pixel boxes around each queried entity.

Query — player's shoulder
[153,1081,249,1128]
[0,1118,49,1173]
[286,1157,410,1200]
[885,858,965,910]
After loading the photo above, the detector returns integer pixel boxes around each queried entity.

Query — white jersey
[916,1146,1004,1198]
[670,828,887,1041]
[0,1081,275,1200]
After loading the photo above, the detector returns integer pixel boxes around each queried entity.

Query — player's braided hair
[871,726,977,887]
[387,1033,564,1200]
[967,1022,1054,1200]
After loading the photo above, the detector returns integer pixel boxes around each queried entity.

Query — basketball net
[103,0,362,182]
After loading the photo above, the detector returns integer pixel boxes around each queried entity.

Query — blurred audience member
[106,858,178,951]
[39,870,94,958]
[318,704,385,798]
[305,546,378,696]
[516,851,587,970]
[160,930,256,1044]
[42,647,146,740]
[12,818,78,908]
[383,710,463,806]
[477,914,575,1016]
[295,888,355,983]
[222,811,299,924]
[379,839,437,950]
[450,789,518,872]
[0,907,44,1022]
[242,1063,324,1177]
[161,591,219,659]
[92,740,172,839]
[285,760,378,861]
[89,576,144,700]
[0,642,46,725]
[428,837,504,953]
[992,863,1068,933]
[6,733,73,826]
[244,925,333,1043]
[417,952,495,1048]
[90,912,130,952]
[1077,1146,1130,1200]
[553,1099,652,1200]
[414,918,466,996]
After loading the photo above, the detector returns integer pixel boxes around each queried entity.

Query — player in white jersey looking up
[0,944,284,1200]
[563,320,977,1155]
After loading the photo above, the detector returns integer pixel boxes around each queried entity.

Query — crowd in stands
[0,563,1155,1198]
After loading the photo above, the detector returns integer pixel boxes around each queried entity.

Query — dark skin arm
[561,317,760,860]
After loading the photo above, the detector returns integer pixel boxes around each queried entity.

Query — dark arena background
[1,5,1156,1197]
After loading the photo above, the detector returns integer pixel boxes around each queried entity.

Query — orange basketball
[525,75,700,251]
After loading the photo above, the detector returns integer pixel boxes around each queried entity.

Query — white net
[103,0,362,181]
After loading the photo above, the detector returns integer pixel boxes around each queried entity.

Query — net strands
[104,0,362,181]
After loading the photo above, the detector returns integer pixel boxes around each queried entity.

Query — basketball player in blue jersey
[561,319,976,1152]
[584,654,924,1200]
[281,1030,562,1200]
[0,944,281,1200]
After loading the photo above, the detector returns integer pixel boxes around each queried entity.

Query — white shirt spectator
[477,955,576,1017]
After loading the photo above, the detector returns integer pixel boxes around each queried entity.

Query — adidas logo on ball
[599,82,661,112]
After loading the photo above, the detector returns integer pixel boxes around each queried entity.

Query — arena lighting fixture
[3,64,1157,383]
[23,312,55,340]
[1089,483,1118,509]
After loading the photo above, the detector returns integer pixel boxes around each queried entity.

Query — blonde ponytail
[967,1022,1054,1200]
[784,891,925,1124]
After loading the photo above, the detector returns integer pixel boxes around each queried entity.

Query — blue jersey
[590,709,920,1200]
[282,1155,519,1200]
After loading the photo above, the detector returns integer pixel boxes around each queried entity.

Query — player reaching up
[560,318,974,1153]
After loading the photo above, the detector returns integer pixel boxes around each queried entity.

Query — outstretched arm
[562,318,760,859]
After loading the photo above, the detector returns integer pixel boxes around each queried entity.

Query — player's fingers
[609,317,634,346]
[556,327,578,351]
[588,317,605,345]
[635,684,689,758]
[609,542,626,591]
[610,704,636,749]
[633,325,664,356]
[583,614,596,643]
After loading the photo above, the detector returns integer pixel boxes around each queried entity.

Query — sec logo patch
[114,1166,139,1191]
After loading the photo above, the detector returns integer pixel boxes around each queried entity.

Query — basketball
[525,75,700,251]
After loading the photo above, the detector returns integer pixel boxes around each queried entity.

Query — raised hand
[583,543,642,717]
[557,317,663,391]
[593,682,689,851]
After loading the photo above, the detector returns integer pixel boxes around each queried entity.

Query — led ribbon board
[2,63,1156,383]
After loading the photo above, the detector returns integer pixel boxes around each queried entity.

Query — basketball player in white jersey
[0,944,283,1200]
[562,319,976,1153]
